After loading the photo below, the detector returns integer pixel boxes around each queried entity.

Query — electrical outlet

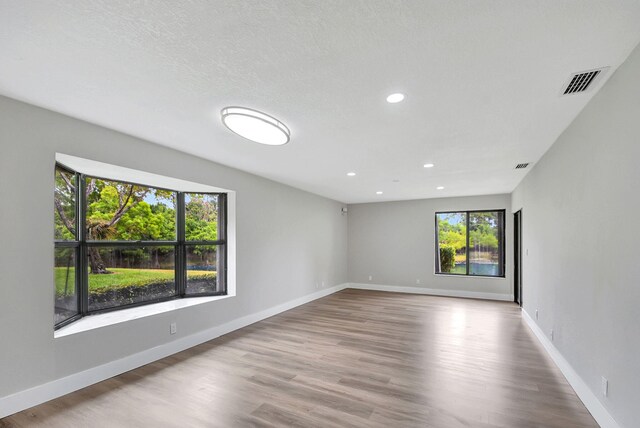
[416,279,421,284]
[550,329,554,341]
[602,377,608,397]
[535,309,539,320]
[368,275,373,281]
[321,281,325,288]
[170,322,177,335]
[526,248,529,256]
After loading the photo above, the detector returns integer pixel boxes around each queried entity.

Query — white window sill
[434,273,507,280]
[54,294,233,338]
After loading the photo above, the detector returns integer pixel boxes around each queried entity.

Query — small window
[185,193,219,241]
[54,165,80,326]
[54,246,79,325]
[184,192,225,295]
[186,245,221,294]
[85,178,177,242]
[87,245,177,311]
[54,165,227,329]
[435,210,505,277]
[54,166,77,241]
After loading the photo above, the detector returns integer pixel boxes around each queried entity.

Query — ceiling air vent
[561,67,609,95]
[515,163,529,170]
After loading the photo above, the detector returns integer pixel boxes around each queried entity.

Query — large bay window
[54,164,227,329]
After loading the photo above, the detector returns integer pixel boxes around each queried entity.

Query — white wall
[0,96,348,401]
[347,194,512,299]
[511,43,640,428]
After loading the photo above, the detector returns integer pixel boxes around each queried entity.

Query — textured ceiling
[1,1,640,203]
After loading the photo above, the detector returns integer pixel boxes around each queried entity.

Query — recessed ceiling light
[436,186,444,190]
[376,191,383,195]
[221,106,290,146]
[347,172,356,176]
[423,163,434,168]
[386,93,405,103]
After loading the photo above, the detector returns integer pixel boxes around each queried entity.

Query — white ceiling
[1,1,640,204]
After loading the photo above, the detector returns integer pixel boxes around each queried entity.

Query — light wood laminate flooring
[1,289,598,427]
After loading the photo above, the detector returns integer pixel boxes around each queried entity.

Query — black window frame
[54,163,227,330]
[434,209,506,278]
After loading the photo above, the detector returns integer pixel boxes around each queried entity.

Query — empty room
[1,1,639,427]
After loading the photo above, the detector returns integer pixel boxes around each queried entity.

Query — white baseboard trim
[522,310,619,428]
[0,283,349,419]
[347,282,513,301]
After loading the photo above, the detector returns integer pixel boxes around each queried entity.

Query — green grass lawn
[55,267,215,296]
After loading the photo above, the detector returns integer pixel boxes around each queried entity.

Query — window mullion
[219,244,227,294]
[219,193,227,244]
[499,211,505,277]
[220,194,227,294]
[78,174,89,315]
[177,192,186,296]
[465,212,470,276]
[84,240,178,247]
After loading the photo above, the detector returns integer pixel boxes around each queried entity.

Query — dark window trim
[434,209,506,278]
[54,163,228,330]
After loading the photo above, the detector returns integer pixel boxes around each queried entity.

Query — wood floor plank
[1,290,598,427]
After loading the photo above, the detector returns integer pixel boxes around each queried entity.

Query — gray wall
[511,43,640,428]
[347,194,512,298]
[4,38,639,425]
[0,95,348,398]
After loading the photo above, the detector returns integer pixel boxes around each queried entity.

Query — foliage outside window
[54,164,226,329]
[435,210,505,277]
[54,166,79,325]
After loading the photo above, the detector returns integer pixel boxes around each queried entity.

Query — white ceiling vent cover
[561,67,609,95]
[515,163,530,169]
